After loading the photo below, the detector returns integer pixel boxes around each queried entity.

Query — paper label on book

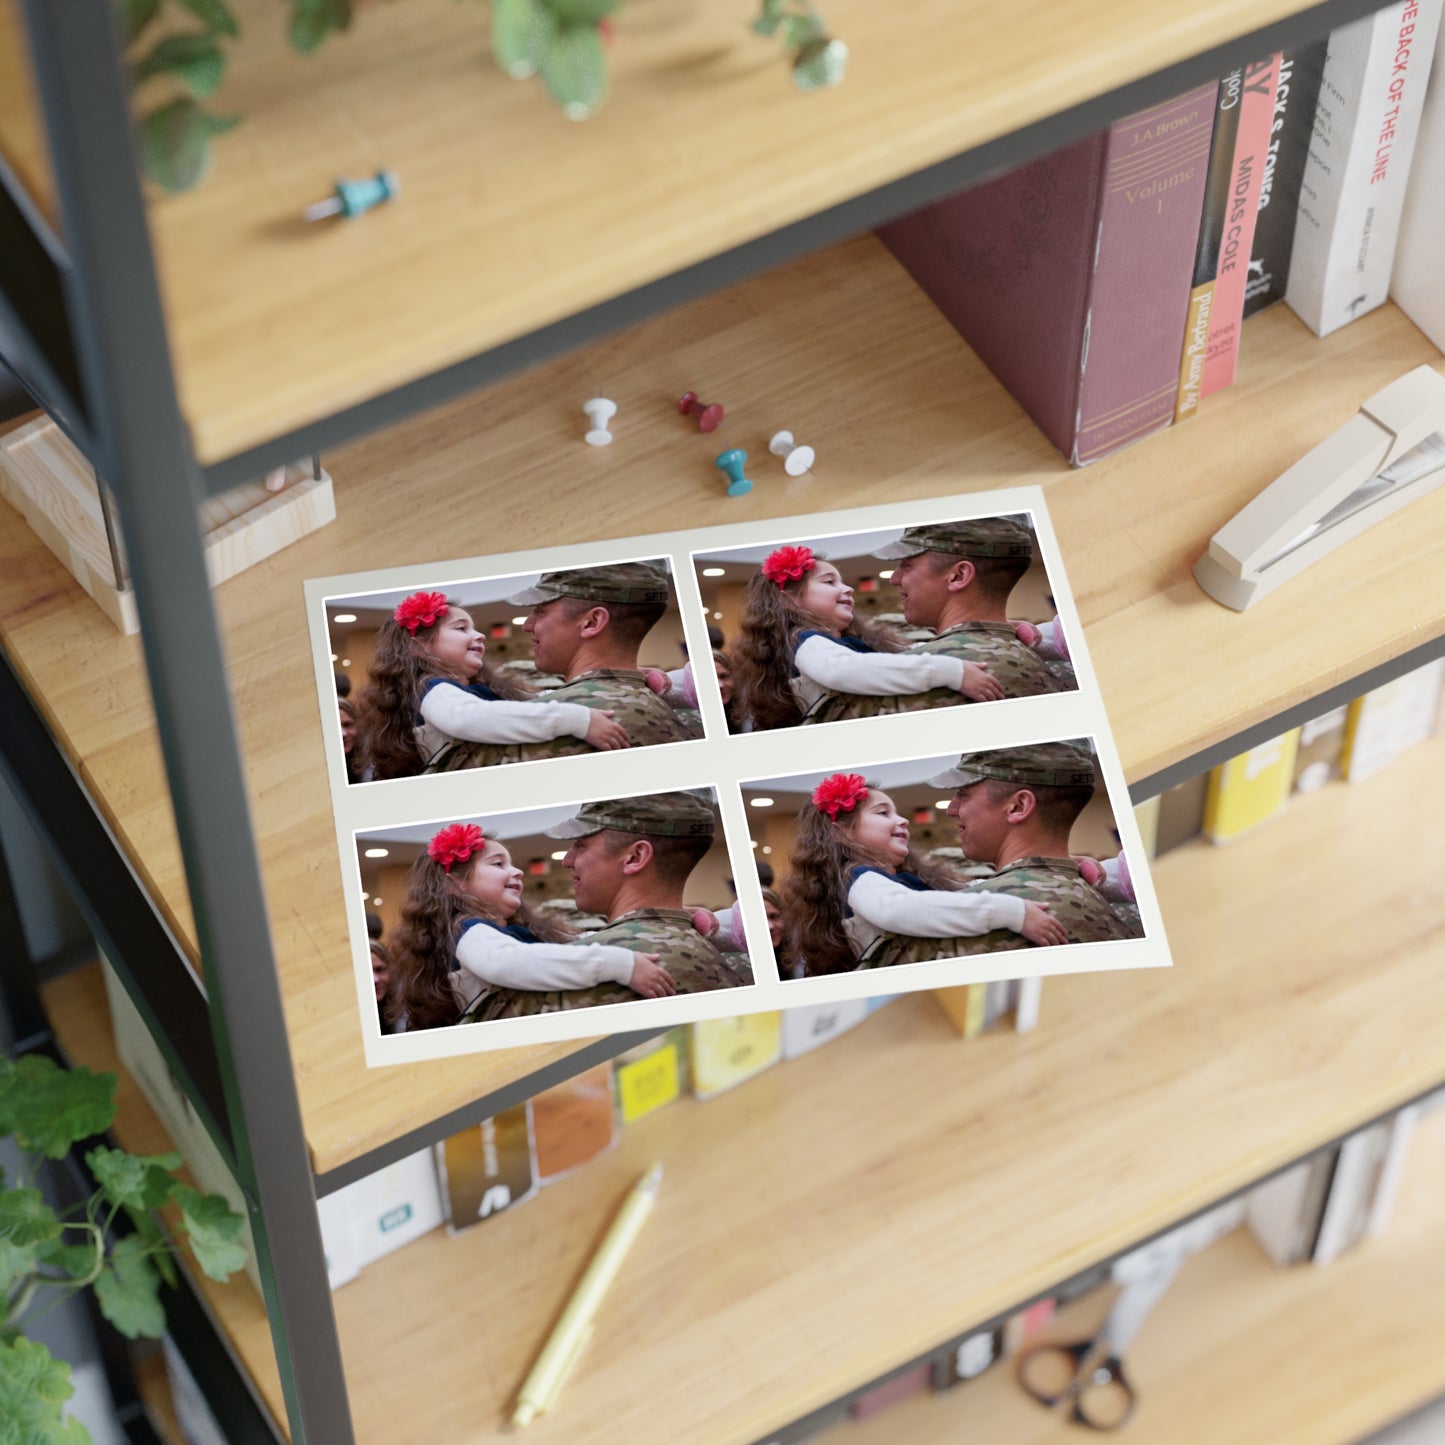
[616,1040,683,1123]
[691,1014,782,1098]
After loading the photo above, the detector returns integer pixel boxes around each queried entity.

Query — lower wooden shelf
[835,1104,1445,1444]
[41,726,1445,1445]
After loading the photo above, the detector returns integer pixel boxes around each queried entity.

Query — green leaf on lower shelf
[85,1146,182,1214]
[35,1235,102,1283]
[791,35,848,90]
[94,1236,165,1340]
[0,1236,36,1294]
[138,100,240,194]
[547,0,616,21]
[289,0,351,53]
[540,22,607,120]
[0,1189,62,1248]
[493,0,557,79]
[176,0,240,37]
[131,33,227,99]
[172,1184,247,1282]
[0,1056,116,1160]
[118,0,162,45]
[0,1338,87,1445]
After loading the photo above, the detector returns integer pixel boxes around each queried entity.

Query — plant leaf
[784,13,823,48]
[0,1056,116,1159]
[0,1189,62,1248]
[539,22,607,120]
[751,0,785,34]
[492,0,556,79]
[175,0,240,36]
[35,1235,101,1283]
[0,1337,89,1445]
[545,0,615,22]
[791,35,847,90]
[94,1236,165,1340]
[117,0,162,44]
[138,99,237,193]
[0,1235,36,1294]
[289,0,350,52]
[85,1146,182,1213]
[172,1185,247,1282]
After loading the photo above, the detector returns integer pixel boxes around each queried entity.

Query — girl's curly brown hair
[731,566,904,731]
[779,789,962,977]
[356,602,535,780]
[389,851,577,1030]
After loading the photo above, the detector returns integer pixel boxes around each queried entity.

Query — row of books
[880,0,1445,465]
[1139,654,1445,851]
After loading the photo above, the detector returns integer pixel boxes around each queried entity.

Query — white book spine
[1391,24,1445,347]
[780,1000,869,1058]
[1312,1128,1379,1265]
[1286,0,1445,336]
[1013,977,1043,1033]
[1366,1105,1422,1236]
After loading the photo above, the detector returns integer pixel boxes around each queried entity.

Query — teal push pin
[303,170,400,222]
[714,447,753,497]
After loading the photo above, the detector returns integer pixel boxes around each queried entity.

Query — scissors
[1015,1242,1184,1430]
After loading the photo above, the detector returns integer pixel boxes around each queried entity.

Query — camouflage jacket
[858,856,1139,969]
[805,622,1071,725]
[461,909,750,1021]
[426,669,701,772]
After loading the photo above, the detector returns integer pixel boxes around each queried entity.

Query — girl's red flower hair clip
[812,773,869,819]
[760,545,816,588]
[394,591,449,635]
[428,822,485,872]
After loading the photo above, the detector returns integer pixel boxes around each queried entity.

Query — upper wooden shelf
[838,1108,1445,1445]
[46,730,1445,1441]
[2,236,1443,1173]
[0,0,1351,466]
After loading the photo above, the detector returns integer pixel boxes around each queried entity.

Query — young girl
[389,822,680,1030]
[731,546,1009,731]
[356,591,629,780]
[779,774,1069,976]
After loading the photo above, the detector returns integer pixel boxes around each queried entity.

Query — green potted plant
[1,1050,246,1443]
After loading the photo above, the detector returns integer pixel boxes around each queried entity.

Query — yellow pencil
[512,1162,664,1427]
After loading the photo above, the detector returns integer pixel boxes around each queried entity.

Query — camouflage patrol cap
[873,516,1033,561]
[929,741,1097,790]
[547,789,717,839]
[508,560,672,607]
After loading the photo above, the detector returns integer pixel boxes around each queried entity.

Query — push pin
[303,170,400,222]
[715,447,753,497]
[678,391,725,432]
[583,397,616,446]
[769,430,815,476]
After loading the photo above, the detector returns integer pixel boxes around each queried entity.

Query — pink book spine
[1200,54,1282,397]
[1074,83,1218,463]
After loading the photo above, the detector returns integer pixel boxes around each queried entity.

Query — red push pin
[677,390,724,432]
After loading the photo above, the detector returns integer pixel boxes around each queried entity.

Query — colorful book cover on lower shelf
[306,490,1170,1068]
[437,1102,536,1230]
[691,1013,783,1099]
[1202,730,1301,843]
[614,1029,689,1124]
[1292,705,1350,792]
[1340,660,1445,781]
[878,84,1217,464]
[531,1065,617,1182]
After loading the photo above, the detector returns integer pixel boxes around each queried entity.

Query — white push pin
[769,429,815,476]
[583,397,617,447]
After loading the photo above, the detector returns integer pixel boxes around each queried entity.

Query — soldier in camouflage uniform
[860,743,1142,969]
[807,518,1073,726]
[463,791,750,1021]
[427,562,701,772]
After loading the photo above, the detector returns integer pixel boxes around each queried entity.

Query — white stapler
[1194,365,1445,611]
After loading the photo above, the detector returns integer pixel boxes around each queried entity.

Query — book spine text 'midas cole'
[878,83,1216,466]
[1286,0,1445,337]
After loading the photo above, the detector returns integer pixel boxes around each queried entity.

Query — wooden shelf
[39,965,289,1441]
[3,234,1443,1174]
[0,0,1353,466]
[838,1106,1445,1445]
[32,732,1436,1442]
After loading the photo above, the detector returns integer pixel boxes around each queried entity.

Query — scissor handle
[1017,1340,1137,1430]
[1017,1339,1097,1409]
[1068,1352,1136,1432]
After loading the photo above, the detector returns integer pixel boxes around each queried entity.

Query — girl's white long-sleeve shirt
[448,918,638,1013]
[790,633,965,717]
[415,679,593,763]
[843,867,1026,962]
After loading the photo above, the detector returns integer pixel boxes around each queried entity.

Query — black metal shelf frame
[0,0,1426,1440]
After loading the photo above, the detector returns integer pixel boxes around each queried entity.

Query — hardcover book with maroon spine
[1199,52,1282,397]
[878,83,1217,466]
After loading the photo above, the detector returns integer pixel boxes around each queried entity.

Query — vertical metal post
[18,2,354,1440]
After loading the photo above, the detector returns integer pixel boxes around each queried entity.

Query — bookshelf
[2,237,1442,1176]
[4,0,1444,1439]
[837,1105,1445,1445]
[40,729,1445,1442]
